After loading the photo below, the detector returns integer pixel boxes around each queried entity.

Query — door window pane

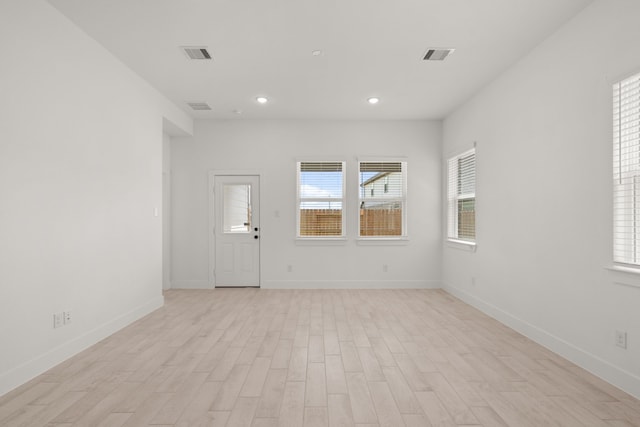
[223,184,251,233]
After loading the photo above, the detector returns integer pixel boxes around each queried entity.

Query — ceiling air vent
[181,46,212,60]
[187,102,212,111]
[423,48,455,61]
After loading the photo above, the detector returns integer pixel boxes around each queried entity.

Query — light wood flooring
[1,289,639,426]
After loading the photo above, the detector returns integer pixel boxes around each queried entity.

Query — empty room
[1,0,640,425]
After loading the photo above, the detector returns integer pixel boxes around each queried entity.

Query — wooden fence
[458,211,476,239]
[300,209,342,236]
[360,208,401,236]
[299,209,402,236]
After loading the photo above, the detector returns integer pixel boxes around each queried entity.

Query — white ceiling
[49,0,592,120]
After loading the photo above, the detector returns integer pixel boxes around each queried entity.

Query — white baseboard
[0,295,164,398]
[170,280,212,289]
[262,279,440,289]
[442,282,640,400]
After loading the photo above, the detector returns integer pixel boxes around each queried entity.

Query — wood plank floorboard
[1,288,639,426]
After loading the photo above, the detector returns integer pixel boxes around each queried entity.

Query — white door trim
[208,170,263,287]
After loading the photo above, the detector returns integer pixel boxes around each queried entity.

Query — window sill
[606,264,640,275]
[446,239,477,252]
[295,237,348,246]
[606,265,640,289]
[357,237,409,246]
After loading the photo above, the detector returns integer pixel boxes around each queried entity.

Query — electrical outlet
[63,311,72,325]
[615,330,627,349]
[287,265,293,273]
[53,313,63,329]
[382,264,388,272]
[471,277,476,286]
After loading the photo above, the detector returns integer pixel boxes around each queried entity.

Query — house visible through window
[359,161,407,237]
[447,148,476,242]
[613,72,640,265]
[297,161,345,237]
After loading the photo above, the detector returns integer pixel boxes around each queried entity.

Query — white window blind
[297,161,345,237]
[614,72,640,265]
[447,149,476,242]
[358,161,406,237]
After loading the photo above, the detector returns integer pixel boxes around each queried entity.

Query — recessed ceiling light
[367,97,380,105]
[256,96,268,104]
[232,109,242,115]
[312,50,323,56]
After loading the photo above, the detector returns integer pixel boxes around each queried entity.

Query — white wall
[0,1,191,396]
[442,0,640,398]
[172,120,441,289]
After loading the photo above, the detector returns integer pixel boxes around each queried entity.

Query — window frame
[447,147,476,245]
[296,160,347,240]
[357,160,408,240]
[613,71,640,266]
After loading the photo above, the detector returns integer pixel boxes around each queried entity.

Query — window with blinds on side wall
[358,161,407,237]
[447,148,476,243]
[297,161,345,237]
[613,72,640,265]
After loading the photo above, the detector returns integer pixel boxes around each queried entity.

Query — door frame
[208,170,263,287]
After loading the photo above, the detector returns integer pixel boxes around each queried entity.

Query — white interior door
[214,175,260,287]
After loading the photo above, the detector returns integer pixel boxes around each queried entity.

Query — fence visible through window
[359,161,406,237]
[297,161,345,237]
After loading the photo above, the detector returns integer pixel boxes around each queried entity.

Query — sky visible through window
[299,171,379,208]
[300,171,343,209]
